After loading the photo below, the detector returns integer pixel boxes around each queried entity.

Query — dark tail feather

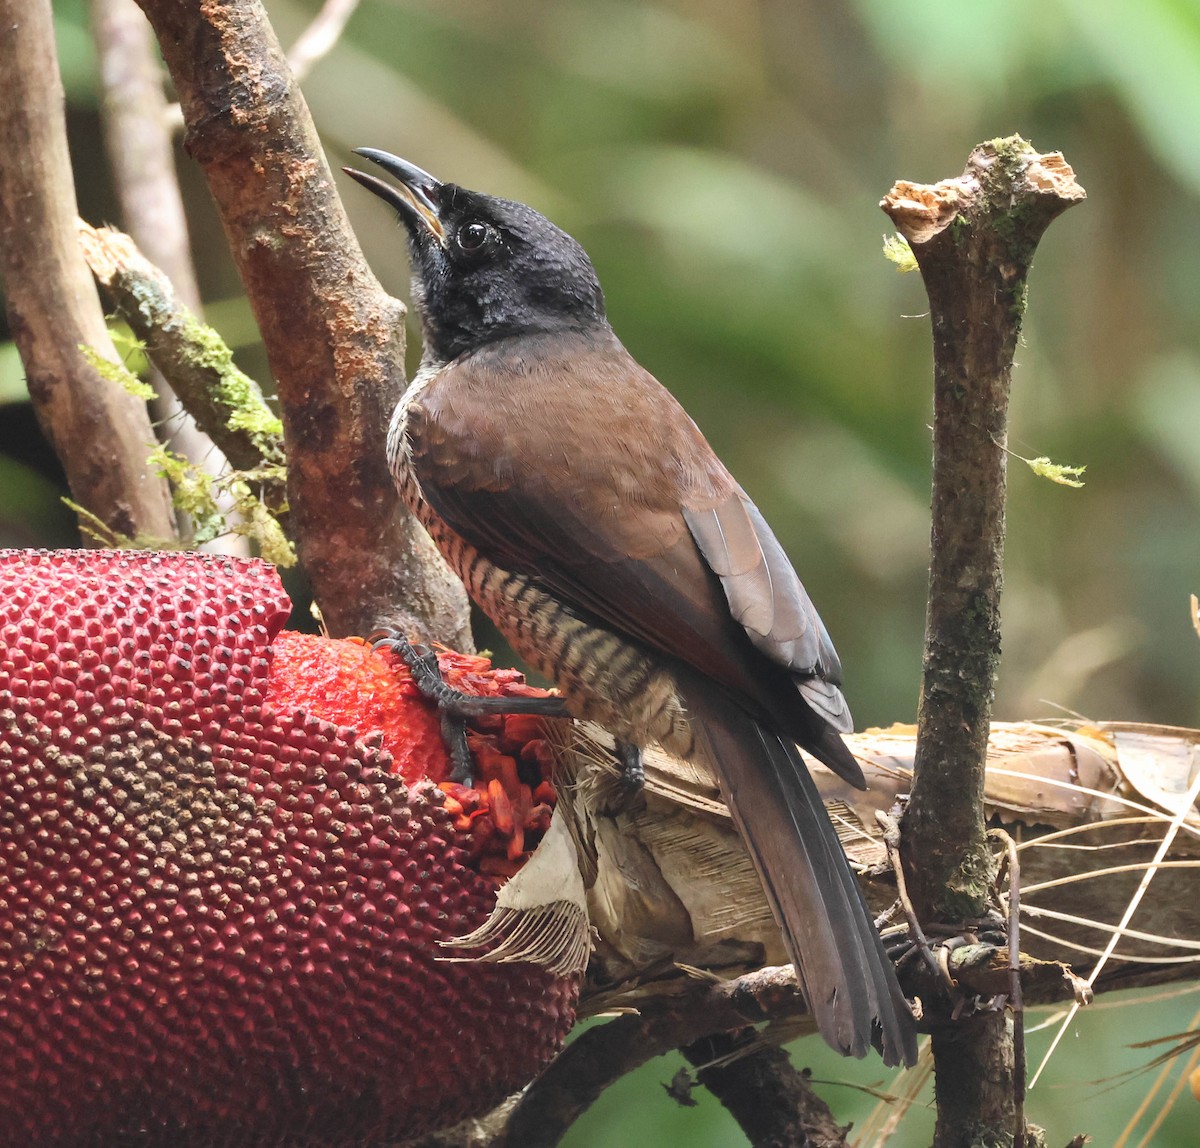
[687,690,917,1067]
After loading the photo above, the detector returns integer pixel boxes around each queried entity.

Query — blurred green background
[7,0,1200,1142]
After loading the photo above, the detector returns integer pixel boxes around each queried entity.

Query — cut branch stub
[882,143,1085,252]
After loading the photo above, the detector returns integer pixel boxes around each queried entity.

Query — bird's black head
[345,149,608,364]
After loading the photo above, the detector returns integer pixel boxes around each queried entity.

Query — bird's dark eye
[456,220,494,255]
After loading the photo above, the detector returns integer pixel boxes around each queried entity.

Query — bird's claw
[370,629,476,782]
[613,739,645,794]
[369,627,571,785]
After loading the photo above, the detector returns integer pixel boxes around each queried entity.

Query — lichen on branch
[881,135,1086,921]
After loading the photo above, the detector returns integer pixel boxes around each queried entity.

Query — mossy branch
[79,221,285,485]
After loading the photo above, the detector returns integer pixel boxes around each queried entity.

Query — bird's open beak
[344,149,447,244]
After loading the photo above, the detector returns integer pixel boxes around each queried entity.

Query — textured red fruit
[0,550,576,1147]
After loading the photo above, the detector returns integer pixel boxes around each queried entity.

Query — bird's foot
[369,629,569,784]
[613,739,645,794]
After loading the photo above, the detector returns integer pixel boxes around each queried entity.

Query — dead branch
[0,0,177,543]
[682,1034,850,1148]
[500,967,806,1148]
[880,138,1085,1147]
[133,0,471,645]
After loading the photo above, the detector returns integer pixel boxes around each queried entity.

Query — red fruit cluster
[266,632,562,876]
[0,550,576,1147]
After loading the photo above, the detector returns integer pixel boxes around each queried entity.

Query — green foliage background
[5,0,1200,1142]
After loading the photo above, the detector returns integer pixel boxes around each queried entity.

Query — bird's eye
[456,221,493,254]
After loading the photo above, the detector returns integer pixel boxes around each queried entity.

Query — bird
[345,149,917,1067]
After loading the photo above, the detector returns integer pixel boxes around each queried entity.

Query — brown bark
[0,0,177,543]
[881,141,1086,922]
[500,967,808,1148]
[132,0,471,645]
[683,1035,850,1148]
[881,139,1085,1148]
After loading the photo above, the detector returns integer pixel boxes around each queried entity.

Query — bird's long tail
[686,688,917,1067]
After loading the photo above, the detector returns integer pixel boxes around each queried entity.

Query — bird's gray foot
[368,628,569,784]
[613,738,645,793]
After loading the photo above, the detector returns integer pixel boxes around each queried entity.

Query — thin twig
[877,809,948,988]
[1114,1002,1200,1148]
[851,1045,932,1148]
[1017,919,1200,964]
[288,0,362,82]
[1018,815,1180,850]
[991,828,1026,1148]
[1019,860,1200,897]
[987,767,1199,834]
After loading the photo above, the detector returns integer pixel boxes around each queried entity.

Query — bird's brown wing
[408,329,853,748]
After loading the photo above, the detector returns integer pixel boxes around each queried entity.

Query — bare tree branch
[881,139,1086,917]
[0,0,177,543]
[89,0,202,310]
[287,0,363,84]
[500,967,807,1148]
[877,139,1084,1148]
[133,0,471,644]
[162,0,363,133]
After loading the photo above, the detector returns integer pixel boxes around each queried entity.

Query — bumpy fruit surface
[0,550,576,1147]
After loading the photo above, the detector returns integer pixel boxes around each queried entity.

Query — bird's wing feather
[408,330,853,741]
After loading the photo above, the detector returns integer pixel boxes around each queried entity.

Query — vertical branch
[132,0,472,645]
[89,0,202,311]
[0,0,177,542]
[881,138,1084,1147]
[89,0,249,557]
